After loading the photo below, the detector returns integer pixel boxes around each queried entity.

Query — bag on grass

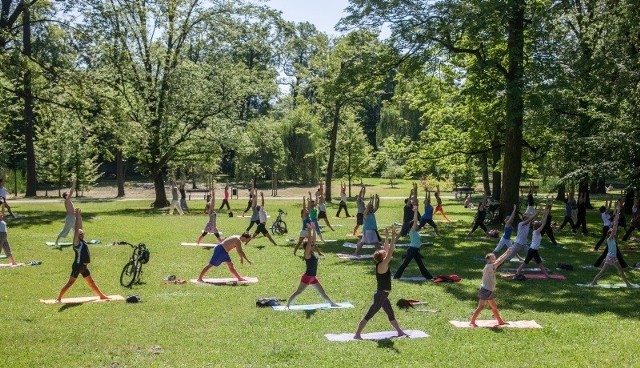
[557,263,574,271]
[512,274,526,281]
[126,295,141,303]
[256,298,280,307]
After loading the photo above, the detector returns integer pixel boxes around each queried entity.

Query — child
[469,251,510,327]
[589,201,633,287]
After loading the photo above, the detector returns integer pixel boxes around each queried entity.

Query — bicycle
[270,209,288,235]
[118,242,150,288]
[484,198,501,225]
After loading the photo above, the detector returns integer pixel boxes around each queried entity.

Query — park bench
[185,188,209,200]
[519,185,539,196]
[452,186,475,199]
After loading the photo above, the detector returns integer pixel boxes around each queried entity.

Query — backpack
[126,295,141,303]
[256,298,280,307]
[557,263,574,271]
[433,274,462,283]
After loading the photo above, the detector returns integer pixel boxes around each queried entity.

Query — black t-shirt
[73,239,90,264]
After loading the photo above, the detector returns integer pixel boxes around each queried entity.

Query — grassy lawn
[1,192,639,367]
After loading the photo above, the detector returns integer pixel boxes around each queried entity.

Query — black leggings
[595,226,609,250]
[218,199,231,211]
[394,247,433,279]
[558,216,576,232]
[336,201,350,217]
[622,226,637,241]
[363,290,395,322]
[541,223,557,245]
[594,247,628,268]
[575,216,588,234]
[470,220,487,234]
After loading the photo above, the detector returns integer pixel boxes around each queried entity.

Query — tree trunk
[499,0,525,219]
[324,102,341,202]
[491,140,501,201]
[152,170,168,208]
[480,152,491,196]
[579,179,593,209]
[555,182,566,201]
[116,149,125,197]
[23,5,37,197]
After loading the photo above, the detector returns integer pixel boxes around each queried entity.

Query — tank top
[502,225,512,239]
[376,262,392,291]
[206,211,217,227]
[340,192,346,202]
[310,207,318,220]
[319,202,326,212]
[476,208,486,221]
[301,216,312,230]
[363,213,377,231]
[606,238,617,257]
[305,253,318,276]
[422,204,433,220]
[74,239,90,264]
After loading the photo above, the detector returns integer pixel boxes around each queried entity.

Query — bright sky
[266,0,350,36]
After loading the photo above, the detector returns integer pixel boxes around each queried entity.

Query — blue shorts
[209,245,231,266]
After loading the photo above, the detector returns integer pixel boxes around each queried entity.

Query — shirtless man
[55,179,77,248]
[197,233,253,282]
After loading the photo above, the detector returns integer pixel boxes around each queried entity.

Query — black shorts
[318,211,327,219]
[523,248,543,264]
[70,263,90,278]
[400,221,412,237]
[356,213,364,225]
[254,223,269,236]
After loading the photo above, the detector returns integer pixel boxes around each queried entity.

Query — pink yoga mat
[40,295,125,305]
[501,273,566,280]
[449,320,542,328]
[190,277,258,285]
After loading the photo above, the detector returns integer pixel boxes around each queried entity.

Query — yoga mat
[0,263,24,267]
[190,277,258,285]
[500,268,543,273]
[342,242,375,249]
[580,265,598,269]
[576,283,640,289]
[320,239,337,243]
[237,215,270,218]
[46,239,101,246]
[449,320,542,329]
[342,242,410,249]
[325,330,429,341]
[272,302,354,311]
[181,242,217,248]
[394,276,431,282]
[336,253,373,260]
[40,295,125,305]
[500,273,566,280]
[0,254,6,259]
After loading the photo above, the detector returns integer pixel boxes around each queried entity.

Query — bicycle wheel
[275,221,287,235]
[120,261,137,287]
[134,261,143,284]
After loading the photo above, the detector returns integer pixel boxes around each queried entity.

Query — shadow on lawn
[376,339,400,353]
[58,303,84,312]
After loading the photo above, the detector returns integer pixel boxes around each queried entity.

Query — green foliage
[335,112,373,184]
[279,107,324,184]
[234,118,286,181]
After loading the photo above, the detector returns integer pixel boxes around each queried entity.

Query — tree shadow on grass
[376,338,400,353]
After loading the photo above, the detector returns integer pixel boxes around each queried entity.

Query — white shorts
[299,230,309,238]
[58,214,76,238]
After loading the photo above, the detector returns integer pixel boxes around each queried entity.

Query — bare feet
[196,278,204,283]
[99,294,109,300]
[330,303,340,308]
[354,334,362,340]
[497,320,507,326]
[469,322,478,327]
[397,331,409,338]
[236,277,246,282]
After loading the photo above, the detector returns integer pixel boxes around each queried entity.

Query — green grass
[1,195,639,367]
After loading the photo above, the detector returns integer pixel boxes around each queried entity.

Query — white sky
[266,0,350,36]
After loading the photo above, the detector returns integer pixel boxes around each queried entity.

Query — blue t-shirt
[409,231,421,248]
[301,216,312,230]
[502,225,512,240]
[422,204,433,220]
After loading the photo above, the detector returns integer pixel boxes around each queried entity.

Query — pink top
[224,188,229,200]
